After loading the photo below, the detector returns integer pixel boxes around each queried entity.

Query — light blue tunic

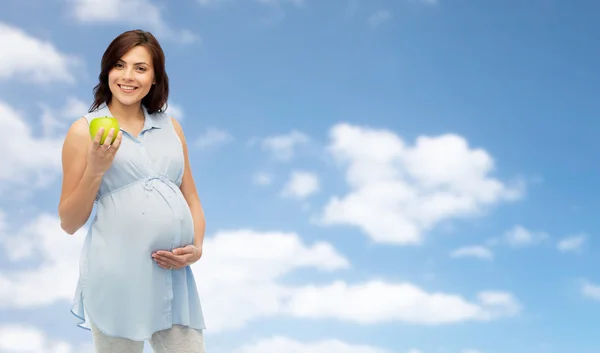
[70,105,206,341]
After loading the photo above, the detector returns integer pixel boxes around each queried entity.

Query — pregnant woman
[58,29,207,352]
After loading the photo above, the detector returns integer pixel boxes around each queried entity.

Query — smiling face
[107,45,155,108]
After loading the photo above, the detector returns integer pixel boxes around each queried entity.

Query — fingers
[152,251,188,269]
[152,253,173,269]
[93,127,104,146]
[93,128,122,154]
[110,131,124,151]
[172,247,194,255]
[160,252,190,267]
[101,128,116,149]
[154,256,178,270]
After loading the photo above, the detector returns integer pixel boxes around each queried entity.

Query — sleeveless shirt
[70,105,206,340]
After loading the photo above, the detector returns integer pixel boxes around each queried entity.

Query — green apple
[89,116,120,145]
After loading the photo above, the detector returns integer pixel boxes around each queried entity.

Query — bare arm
[172,117,206,251]
[58,118,122,234]
[58,118,101,234]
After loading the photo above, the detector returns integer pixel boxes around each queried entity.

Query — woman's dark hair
[89,29,169,114]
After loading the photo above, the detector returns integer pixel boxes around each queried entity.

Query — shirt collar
[141,105,162,131]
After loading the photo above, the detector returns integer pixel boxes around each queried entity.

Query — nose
[121,67,135,80]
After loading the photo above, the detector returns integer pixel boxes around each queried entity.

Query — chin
[113,96,142,107]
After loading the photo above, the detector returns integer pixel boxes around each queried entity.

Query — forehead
[120,45,152,65]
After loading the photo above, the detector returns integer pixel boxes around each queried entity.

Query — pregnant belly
[93,183,195,257]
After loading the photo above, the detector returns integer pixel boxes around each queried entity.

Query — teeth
[121,85,136,90]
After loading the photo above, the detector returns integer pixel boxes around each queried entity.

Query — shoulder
[167,115,186,140]
[170,116,184,135]
[69,117,89,134]
[62,117,90,157]
[147,107,186,141]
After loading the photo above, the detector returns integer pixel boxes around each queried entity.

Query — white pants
[90,322,206,353]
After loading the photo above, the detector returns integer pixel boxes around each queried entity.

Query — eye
[115,63,124,68]
[136,67,147,72]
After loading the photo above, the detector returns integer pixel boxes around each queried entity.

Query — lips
[118,84,138,92]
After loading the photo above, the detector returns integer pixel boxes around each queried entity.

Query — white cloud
[253,172,273,186]
[0,211,6,233]
[0,213,85,309]
[284,281,519,325]
[61,97,89,119]
[0,214,520,333]
[234,336,389,353]
[0,325,92,353]
[0,22,81,84]
[197,0,228,6]
[188,228,350,332]
[39,97,88,136]
[368,10,392,28]
[65,0,197,44]
[557,233,586,253]
[261,130,309,161]
[199,0,304,7]
[0,101,64,190]
[316,123,524,245]
[194,127,234,149]
[188,228,521,331]
[282,171,319,199]
[164,102,184,120]
[504,225,548,247]
[581,280,600,300]
[450,246,493,260]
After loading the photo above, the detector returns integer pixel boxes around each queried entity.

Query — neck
[108,99,144,122]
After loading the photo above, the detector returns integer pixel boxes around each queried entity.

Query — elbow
[58,209,79,235]
[60,221,79,235]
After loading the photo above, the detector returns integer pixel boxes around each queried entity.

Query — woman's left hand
[152,245,202,270]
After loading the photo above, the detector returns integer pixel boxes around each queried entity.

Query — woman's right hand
[87,127,124,177]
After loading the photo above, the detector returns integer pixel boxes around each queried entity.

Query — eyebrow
[117,59,150,66]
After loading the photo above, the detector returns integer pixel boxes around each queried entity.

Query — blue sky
[1,0,600,352]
